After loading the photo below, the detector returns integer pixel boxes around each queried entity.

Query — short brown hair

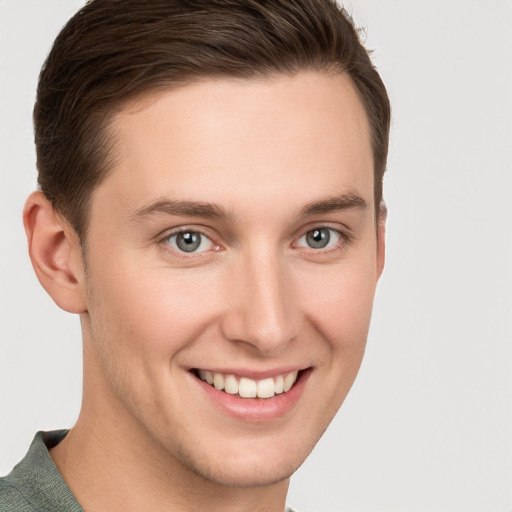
[34,0,390,240]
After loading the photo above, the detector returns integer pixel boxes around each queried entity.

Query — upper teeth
[198,370,299,398]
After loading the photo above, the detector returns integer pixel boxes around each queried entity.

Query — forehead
[96,72,374,217]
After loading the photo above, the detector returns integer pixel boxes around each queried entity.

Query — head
[25,0,390,493]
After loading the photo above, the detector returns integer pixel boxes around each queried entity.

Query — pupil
[306,228,330,249]
[176,232,201,252]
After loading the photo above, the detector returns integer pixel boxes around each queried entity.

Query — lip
[190,367,312,422]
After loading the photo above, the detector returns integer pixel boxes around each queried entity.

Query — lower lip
[193,369,311,422]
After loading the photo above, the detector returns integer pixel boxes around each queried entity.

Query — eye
[296,227,342,250]
[164,230,215,253]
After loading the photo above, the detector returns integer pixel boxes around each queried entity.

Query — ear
[23,191,87,314]
[376,202,387,279]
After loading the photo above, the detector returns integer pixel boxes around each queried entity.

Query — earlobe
[23,191,87,314]
[376,202,387,279]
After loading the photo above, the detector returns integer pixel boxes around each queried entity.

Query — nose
[219,247,299,355]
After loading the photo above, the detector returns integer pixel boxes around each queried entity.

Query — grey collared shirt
[0,430,83,512]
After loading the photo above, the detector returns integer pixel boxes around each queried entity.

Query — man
[0,0,390,510]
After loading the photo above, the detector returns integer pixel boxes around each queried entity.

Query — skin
[24,71,385,512]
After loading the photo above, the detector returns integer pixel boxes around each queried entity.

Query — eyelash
[158,225,353,258]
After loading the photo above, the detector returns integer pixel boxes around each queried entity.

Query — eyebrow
[131,192,367,222]
[299,193,368,216]
[131,199,231,221]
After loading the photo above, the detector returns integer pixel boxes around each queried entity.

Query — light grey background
[1,1,511,511]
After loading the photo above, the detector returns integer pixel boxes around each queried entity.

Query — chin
[189,454,300,488]
[169,427,322,489]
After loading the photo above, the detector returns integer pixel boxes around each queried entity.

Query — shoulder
[0,430,82,512]
[0,477,36,512]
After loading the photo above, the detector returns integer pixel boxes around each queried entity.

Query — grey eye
[165,231,213,253]
[176,232,201,252]
[305,228,331,249]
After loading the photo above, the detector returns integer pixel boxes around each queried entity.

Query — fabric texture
[1,431,299,511]
[0,430,83,512]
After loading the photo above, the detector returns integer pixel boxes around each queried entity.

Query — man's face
[79,71,384,487]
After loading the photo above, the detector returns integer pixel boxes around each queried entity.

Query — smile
[196,369,300,399]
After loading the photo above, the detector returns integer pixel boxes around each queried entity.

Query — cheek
[88,265,220,359]
[299,255,377,354]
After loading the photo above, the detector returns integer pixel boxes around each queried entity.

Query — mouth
[192,368,305,399]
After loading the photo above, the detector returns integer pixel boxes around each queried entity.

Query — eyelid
[157,224,216,242]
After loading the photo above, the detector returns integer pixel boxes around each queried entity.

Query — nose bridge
[221,244,298,353]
